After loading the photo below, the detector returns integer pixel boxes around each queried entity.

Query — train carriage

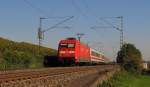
[90,48,105,63]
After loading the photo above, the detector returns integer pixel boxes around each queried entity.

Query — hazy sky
[0,0,150,61]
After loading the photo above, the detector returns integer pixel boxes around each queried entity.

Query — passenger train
[58,37,108,65]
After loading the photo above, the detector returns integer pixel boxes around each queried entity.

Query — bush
[1,49,45,69]
[117,43,143,74]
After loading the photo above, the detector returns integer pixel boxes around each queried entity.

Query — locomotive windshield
[68,44,74,48]
[59,43,75,48]
[59,43,68,48]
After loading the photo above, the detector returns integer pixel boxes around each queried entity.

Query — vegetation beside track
[0,37,57,69]
[98,43,149,87]
[98,69,150,87]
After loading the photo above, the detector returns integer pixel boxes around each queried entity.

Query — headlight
[60,51,66,54]
[69,51,75,53]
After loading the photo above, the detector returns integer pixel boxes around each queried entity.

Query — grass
[98,70,150,87]
[130,75,150,87]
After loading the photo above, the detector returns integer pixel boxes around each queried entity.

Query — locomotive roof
[65,37,76,40]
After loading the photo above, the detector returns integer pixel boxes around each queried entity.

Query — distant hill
[0,37,57,69]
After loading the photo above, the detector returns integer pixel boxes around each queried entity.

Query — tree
[117,43,143,74]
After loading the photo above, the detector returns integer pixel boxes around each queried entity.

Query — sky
[0,0,150,61]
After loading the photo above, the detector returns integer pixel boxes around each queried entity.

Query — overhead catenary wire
[70,0,88,19]
[80,0,97,17]
[23,0,48,16]
[99,17,124,50]
[81,0,103,28]
[42,16,74,33]
[38,16,74,54]
[80,0,107,46]
[23,0,73,19]
[99,17,121,31]
[81,0,107,40]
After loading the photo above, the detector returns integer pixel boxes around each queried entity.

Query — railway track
[0,65,115,86]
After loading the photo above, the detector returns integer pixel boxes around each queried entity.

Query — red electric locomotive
[58,37,106,64]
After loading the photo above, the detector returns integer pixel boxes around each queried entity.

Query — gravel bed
[0,65,116,87]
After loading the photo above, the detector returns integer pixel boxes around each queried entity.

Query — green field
[98,70,150,87]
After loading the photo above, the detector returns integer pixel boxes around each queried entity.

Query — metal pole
[120,16,123,50]
[37,16,73,54]
[116,16,123,50]
[38,17,43,54]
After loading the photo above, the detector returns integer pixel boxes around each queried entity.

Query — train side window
[91,51,100,57]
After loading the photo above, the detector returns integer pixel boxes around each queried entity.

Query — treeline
[0,37,57,69]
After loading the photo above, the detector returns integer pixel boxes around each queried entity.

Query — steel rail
[0,65,115,83]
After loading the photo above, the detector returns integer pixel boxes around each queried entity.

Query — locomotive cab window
[59,43,75,48]
[59,43,68,48]
[68,44,75,48]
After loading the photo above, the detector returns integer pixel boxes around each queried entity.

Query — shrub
[117,43,143,74]
[2,49,44,69]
